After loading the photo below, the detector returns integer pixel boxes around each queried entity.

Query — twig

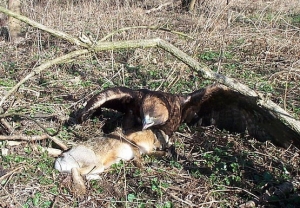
[0,113,68,150]
[204,187,258,206]
[31,145,63,157]
[0,49,89,107]
[198,200,226,206]
[224,186,259,200]
[0,166,23,180]
[0,134,68,151]
[0,134,49,141]
[269,69,300,81]
[123,160,128,207]
[0,112,67,150]
[99,25,193,42]
[0,112,61,136]
[175,132,194,139]
[49,136,68,151]
[0,118,14,133]
[0,6,88,47]
[283,69,291,111]
[167,191,196,207]
[6,141,23,146]
[50,196,58,208]
[0,166,24,206]
[145,2,173,14]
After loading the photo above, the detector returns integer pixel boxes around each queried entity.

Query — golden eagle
[77,85,300,148]
[78,87,187,136]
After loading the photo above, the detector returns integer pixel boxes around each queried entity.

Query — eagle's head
[141,94,169,130]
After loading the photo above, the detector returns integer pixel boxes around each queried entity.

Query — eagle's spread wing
[78,87,186,136]
[77,87,148,131]
[182,84,300,148]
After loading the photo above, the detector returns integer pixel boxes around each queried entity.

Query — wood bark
[0,6,88,47]
[188,0,197,11]
[8,0,21,41]
[182,0,197,11]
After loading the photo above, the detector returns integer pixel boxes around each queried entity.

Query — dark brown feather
[77,87,148,132]
[182,84,300,148]
[77,85,300,148]
[77,87,187,136]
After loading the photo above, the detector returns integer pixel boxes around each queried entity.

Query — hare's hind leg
[71,168,86,196]
[131,146,143,168]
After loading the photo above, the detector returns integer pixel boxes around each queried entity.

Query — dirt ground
[0,0,300,207]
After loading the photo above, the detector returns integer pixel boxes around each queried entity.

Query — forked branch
[1,6,299,138]
[0,6,88,47]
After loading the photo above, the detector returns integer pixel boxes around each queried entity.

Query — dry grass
[0,0,300,207]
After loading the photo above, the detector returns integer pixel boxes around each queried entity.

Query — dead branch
[6,141,23,146]
[0,134,68,150]
[0,6,193,44]
[0,134,49,141]
[145,2,173,14]
[0,112,68,151]
[188,0,197,11]
[91,38,300,136]
[99,25,193,42]
[0,112,61,136]
[0,6,87,47]
[0,118,13,133]
[167,191,196,207]
[0,166,23,183]
[49,136,68,151]
[31,145,62,157]
[0,7,299,140]
[2,141,62,157]
[0,49,89,106]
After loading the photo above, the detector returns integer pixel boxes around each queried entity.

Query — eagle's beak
[142,115,154,130]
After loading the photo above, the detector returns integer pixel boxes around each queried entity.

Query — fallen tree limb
[99,25,193,42]
[145,2,174,14]
[0,134,49,141]
[31,145,62,157]
[0,118,14,133]
[2,141,62,157]
[0,6,88,47]
[156,39,300,134]
[49,136,68,151]
[0,6,193,43]
[0,134,68,150]
[1,7,299,140]
[91,39,300,136]
[0,49,89,107]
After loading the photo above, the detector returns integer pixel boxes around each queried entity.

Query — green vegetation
[290,14,300,26]
[0,78,16,87]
